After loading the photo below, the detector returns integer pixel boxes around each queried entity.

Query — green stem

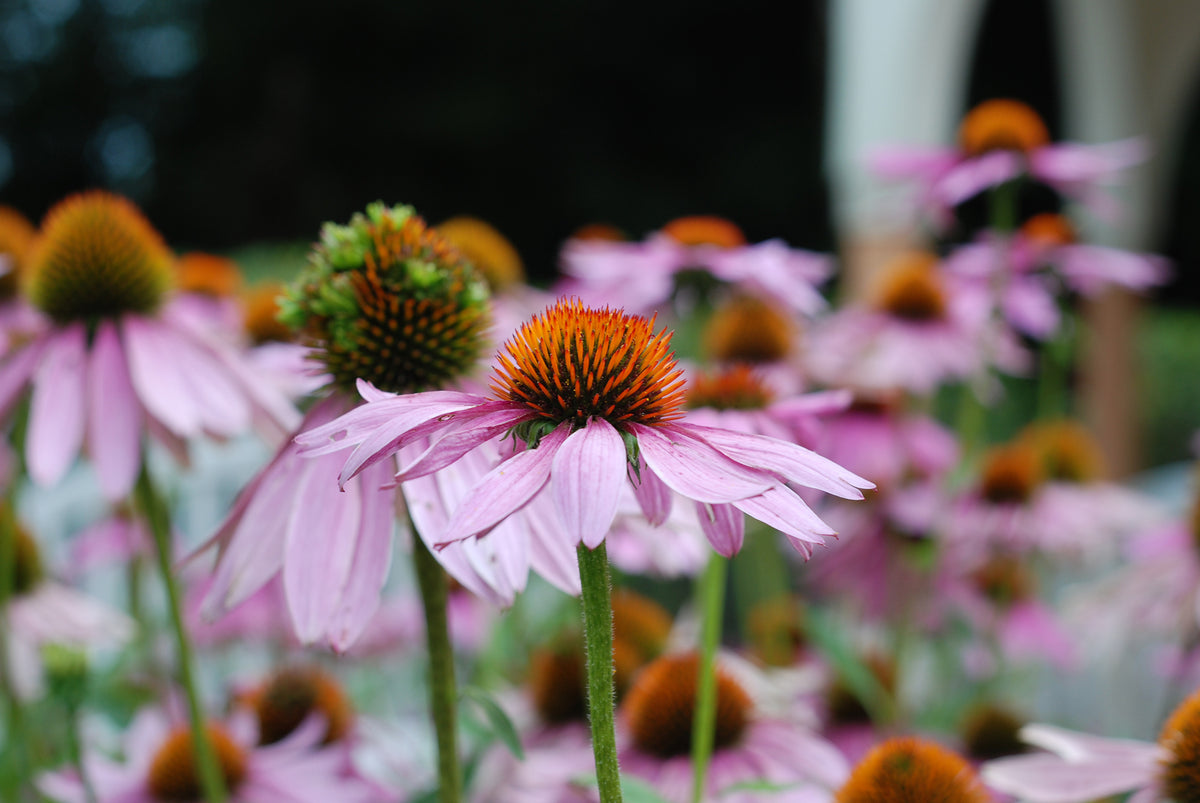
[412,536,462,803]
[64,704,97,803]
[691,553,728,803]
[577,543,622,803]
[136,465,227,803]
[1035,314,1074,421]
[0,505,33,803]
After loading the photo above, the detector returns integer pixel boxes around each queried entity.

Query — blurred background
[1,0,1198,465]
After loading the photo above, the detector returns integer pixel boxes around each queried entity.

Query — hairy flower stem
[577,542,623,803]
[691,553,728,803]
[136,465,228,803]
[412,535,463,803]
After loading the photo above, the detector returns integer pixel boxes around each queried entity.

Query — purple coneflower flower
[298,297,873,562]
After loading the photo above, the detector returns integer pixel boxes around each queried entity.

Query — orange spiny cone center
[961,704,1028,761]
[703,295,795,363]
[254,666,353,746]
[176,253,243,298]
[435,216,525,291]
[25,190,175,323]
[979,443,1043,505]
[0,206,35,300]
[958,99,1050,157]
[873,252,947,322]
[623,652,752,759]
[242,282,293,344]
[1019,420,1104,483]
[834,737,990,803]
[686,364,775,411]
[145,725,248,801]
[1021,213,1076,247]
[969,555,1035,609]
[1160,688,1200,802]
[492,298,686,431]
[661,216,746,249]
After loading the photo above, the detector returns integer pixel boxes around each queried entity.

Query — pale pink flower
[38,707,388,803]
[559,216,830,318]
[297,300,873,568]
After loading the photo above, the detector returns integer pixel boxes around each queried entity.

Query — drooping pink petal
[283,457,364,644]
[159,323,251,436]
[1030,139,1146,184]
[295,391,484,455]
[325,461,396,652]
[0,335,46,419]
[685,423,872,498]
[733,484,836,549]
[981,751,1155,803]
[936,151,1023,206]
[631,424,775,504]
[123,315,202,436]
[1056,244,1169,295]
[26,324,87,487]
[86,320,143,500]
[522,494,583,595]
[389,402,529,483]
[551,417,626,549]
[436,425,568,544]
[867,145,958,179]
[1004,276,1061,339]
[629,460,672,526]
[694,501,744,557]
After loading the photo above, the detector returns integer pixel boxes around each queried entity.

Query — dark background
[1,0,1196,301]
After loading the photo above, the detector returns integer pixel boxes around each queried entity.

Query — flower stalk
[577,542,623,803]
[412,534,463,803]
[136,464,227,803]
[691,552,728,803]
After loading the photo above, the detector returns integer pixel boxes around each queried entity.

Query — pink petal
[87,320,143,500]
[295,391,483,456]
[523,496,582,595]
[283,458,364,644]
[123,316,202,435]
[390,403,530,483]
[437,425,568,544]
[981,752,1155,803]
[631,423,776,504]
[325,461,396,652]
[935,151,1022,206]
[1031,139,1147,184]
[551,417,626,549]
[733,484,835,549]
[867,145,958,178]
[685,423,872,498]
[159,324,251,436]
[26,324,87,487]
[695,501,744,557]
[1056,245,1169,295]
[0,336,46,419]
[629,460,672,525]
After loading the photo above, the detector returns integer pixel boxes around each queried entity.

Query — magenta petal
[325,461,395,652]
[631,424,775,504]
[686,423,872,498]
[550,418,626,550]
[936,151,1022,205]
[283,459,363,644]
[523,495,583,595]
[629,462,672,526]
[437,426,567,544]
[695,501,744,557]
[27,324,87,487]
[867,145,958,178]
[87,321,143,500]
[392,404,530,482]
[982,752,1154,803]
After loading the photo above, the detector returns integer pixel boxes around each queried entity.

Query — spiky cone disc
[958,99,1050,157]
[279,202,491,395]
[25,190,175,323]
[146,725,248,801]
[834,737,990,803]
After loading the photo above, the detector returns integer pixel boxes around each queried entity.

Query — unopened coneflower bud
[280,201,491,395]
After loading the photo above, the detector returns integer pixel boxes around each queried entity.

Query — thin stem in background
[691,552,728,803]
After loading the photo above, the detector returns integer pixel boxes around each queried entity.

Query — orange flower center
[25,190,175,323]
[873,253,947,322]
[686,364,775,411]
[1159,688,1200,802]
[660,215,746,249]
[175,253,242,298]
[1019,420,1104,483]
[746,595,807,667]
[979,444,1043,505]
[1021,213,1076,247]
[969,555,1035,608]
[703,295,795,364]
[571,223,627,242]
[253,665,353,746]
[961,704,1028,760]
[145,725,247,801]
[242,282,293,344]
[435,216,525,291]
[834,737,990,803]
[958,99,1050,157]
[623,652,752,758]
[10,524,43,596]
[492,299,686,431]
[611,588,672,662]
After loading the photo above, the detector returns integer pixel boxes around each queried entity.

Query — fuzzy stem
[137,465,227,803]
[412,535,463,803]
[577,542,623,803]
[691,553,728,803]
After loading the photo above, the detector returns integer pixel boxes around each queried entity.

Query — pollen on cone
[834,737,989,803]
[1160,688,1200,803]
[958,99,1050,156]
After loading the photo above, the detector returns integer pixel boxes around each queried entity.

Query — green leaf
[461,686,525,760]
